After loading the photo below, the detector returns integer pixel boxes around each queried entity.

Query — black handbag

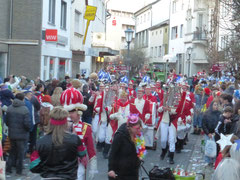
[149,166,175,180]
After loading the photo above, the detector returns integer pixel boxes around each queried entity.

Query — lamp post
[186,47,193,77]
[125,28,134,79]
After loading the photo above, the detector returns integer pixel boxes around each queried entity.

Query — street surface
[6,132,212,180]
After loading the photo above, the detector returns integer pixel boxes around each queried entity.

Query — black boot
[175,139,181,153]
[180,139,184,151]
[103,143,111,159]
[160,148,168,160]
[97,142,105,152]
[169,152,174,164]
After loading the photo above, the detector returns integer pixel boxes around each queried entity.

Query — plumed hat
[60,88,87,112]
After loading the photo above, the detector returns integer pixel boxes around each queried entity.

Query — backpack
[40,106,50,126]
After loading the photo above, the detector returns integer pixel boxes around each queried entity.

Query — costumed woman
[108,114,146,180]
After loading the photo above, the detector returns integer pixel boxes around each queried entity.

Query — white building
[70,0,86,77]
[41,0,72,81]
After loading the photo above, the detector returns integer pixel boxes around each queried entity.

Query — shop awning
[163,54,177,63]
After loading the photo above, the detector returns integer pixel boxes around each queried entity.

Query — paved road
[6,133,201,180]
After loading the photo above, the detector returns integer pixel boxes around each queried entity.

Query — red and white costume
[129,97,151,125]
[60,88,97,180]
[107,98,130,143]
[128,81,137,100]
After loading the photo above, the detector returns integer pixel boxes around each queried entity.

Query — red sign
[112,17,116,26]
[210,63,226,72]
[45,29,58,41]
[115,65,127,71]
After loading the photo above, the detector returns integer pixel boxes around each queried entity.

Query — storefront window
[58,59,66,80]
[49,58,54,79]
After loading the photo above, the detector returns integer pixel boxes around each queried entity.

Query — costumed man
[143,85,157,126]
[129,86,151,125]
[60,88,97,180]
[128,80,136,100]
[155,80,164,105]
[94,83,112,157]
[91,83,104,145]
[155,89,178,164]
[175,83,194,153]
[106,91,130,154]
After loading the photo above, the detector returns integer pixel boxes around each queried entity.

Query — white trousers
[77,163,85,180]
[177,124,188,140]
[92,115,99,137]
[160,122,176,152]
[98,121,108,143]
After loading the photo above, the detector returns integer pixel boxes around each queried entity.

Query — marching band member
[60,88,97,180]
[156,92,177,164]
[128,80,136,100]
[129,86,151,125]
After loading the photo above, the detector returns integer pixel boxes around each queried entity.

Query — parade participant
[60,88,97,180]
[128,80,136,99]
[108,114,144,180]
[129,86,151,125]
[34,83,45,103]
[155,80,164,104]
[143,85,157,103]
[175,83,194,154]
[30,107,87,180]
[108,91,130,143]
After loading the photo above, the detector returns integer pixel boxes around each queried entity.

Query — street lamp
[186,47,193,77]
[125,28,134,78]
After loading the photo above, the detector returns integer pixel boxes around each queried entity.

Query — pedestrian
[51,87,63,106]
[202,100,221,165]
[30,107,87,180]
[81,84,94,124]
[108,114,144,180]
[6,93,31,175]
[219,93,233,110]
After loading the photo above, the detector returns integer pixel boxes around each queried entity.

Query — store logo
[45,29,58,41]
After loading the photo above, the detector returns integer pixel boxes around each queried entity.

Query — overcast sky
[106,0,156,13]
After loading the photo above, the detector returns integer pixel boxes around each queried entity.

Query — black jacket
[215,114,239,141]
[82,91,94,120]
[108,123,140,180]
[32,133,83,180]
[30,95,41,125]
[202,102,221,135]
[6,99,31,140]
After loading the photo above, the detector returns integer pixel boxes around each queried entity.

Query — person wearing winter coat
[202,100,221,164]
[30,107,87,180]
[51,87,63,106]
[5,93,31,175]
[215,106,239,141]
[108,115,144,180]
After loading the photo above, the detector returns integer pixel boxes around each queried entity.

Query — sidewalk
[186,134,214,180]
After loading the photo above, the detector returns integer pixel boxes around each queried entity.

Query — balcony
[192,30,207,46]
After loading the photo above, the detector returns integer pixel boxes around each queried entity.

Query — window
[156,31,158,35]
[198,14,203,30]
[151,47,153,57]
[140,16,142,24]
[75,11,81,33]
[102,3,105,22]
[160,30,162,34]
[137,18,139,25]
[159,46,161,57]
[180,24,183,38]
[61,1,67,29]
[165,28,167,33]
[152,32,154,36]
[155,47,158,57]
[171,26,178,39]
[172,1,177,13]
[48,0,55,24]
[144,14,146,22]
[148,12,150,21]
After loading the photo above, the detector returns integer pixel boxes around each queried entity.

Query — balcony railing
[193,31,207,41]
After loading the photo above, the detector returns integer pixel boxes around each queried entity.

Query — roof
[149,20,169,30]
[134,0,160,16]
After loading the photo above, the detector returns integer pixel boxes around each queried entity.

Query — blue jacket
[0,89,14,107]
[24,98,34,131]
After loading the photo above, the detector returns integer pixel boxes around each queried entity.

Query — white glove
[190,108,194,114]
[158,107,163,113]
[95,107,100,113]
[89,156,98,180]
[186,115,191,121]
[2,105,8,112]
[145,113,150,120]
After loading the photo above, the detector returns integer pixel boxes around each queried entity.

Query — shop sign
[112,17,116,26]
[45,29,57,41]
[211,63,226,72]
[115,65,127,71]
